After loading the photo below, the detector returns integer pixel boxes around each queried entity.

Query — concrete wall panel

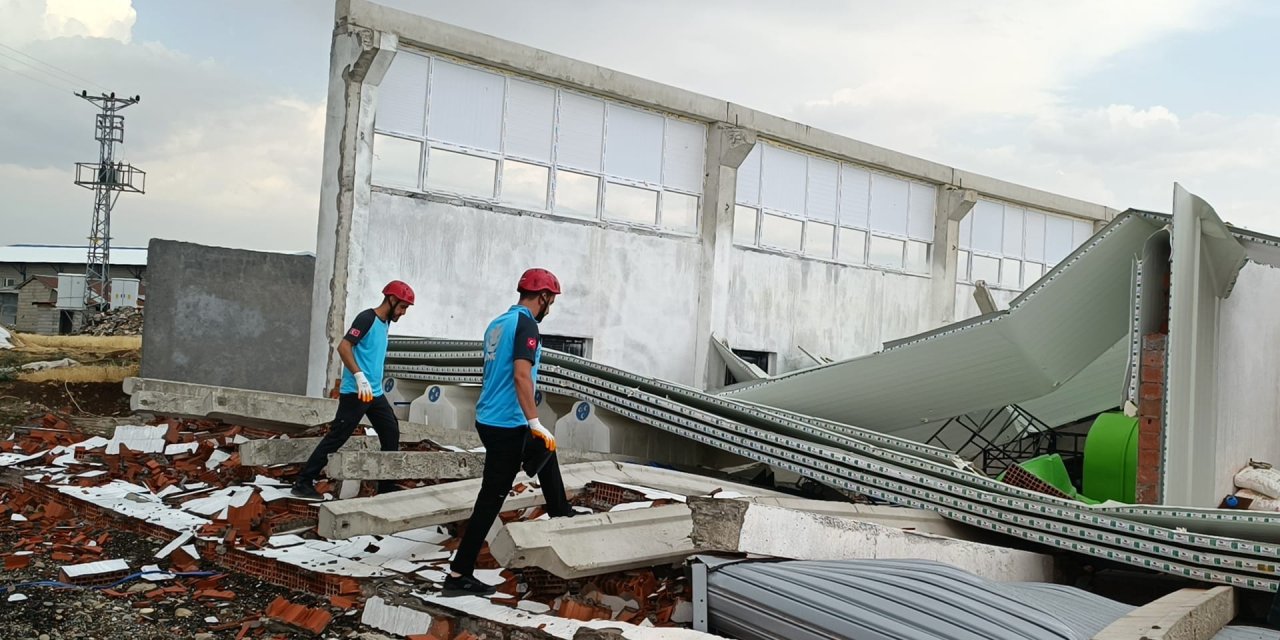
[1214,260,1280,500]
[141,240,314,394]
[359,192,702,383]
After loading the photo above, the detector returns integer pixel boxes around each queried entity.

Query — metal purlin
[384,341,1280,592]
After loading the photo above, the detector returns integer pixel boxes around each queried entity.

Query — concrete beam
[687,498,1054,583]
[324,449,637,480]
[930,187,977,324]
[489,504,694,579]
[738,497,981,540]
[237,425,447,467]
[1092,587,1235,640]
[125,377,336,432]
[319,461,787,539]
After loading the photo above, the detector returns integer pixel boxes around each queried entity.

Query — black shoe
[291,481,322,500]
[441,574,497,598]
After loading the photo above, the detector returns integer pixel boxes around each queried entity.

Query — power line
[0,50,79,91]
[0,61,75,95]
[0,40,108,92]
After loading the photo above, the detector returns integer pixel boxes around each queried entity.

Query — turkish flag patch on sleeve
[349,328,362,337]
[527,337,538,349]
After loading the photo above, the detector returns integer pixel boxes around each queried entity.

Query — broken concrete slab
[324,449,640,480]
[1092,586,1235,640]
[319,461,788,539]
[737,496,983,541]
[489,504,694,579]
[688,497,1053,583]
[237,424,473,467]
[125,377,336,431]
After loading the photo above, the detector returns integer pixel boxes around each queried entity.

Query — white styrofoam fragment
[360,596,435,637]
[155,531,194,559]
[61,558,129,578]
[180,544,200,560]
[392,526,452,545]
[610,501,654,512]
[7,593,28,602]
[267,534,306,548]
[204,449,232,470]
[164,442,199,456]
[517,600,551,614]
[140,564,175,581]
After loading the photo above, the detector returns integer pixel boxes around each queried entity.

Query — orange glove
[529,418,556,452]
[353,371,374,403]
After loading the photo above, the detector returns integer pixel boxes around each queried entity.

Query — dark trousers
[451,423,572,576]
[297,393,399,491]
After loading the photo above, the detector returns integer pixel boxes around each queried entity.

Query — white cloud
[0,0,135,46]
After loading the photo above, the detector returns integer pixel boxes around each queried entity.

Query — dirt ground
[0,333,142,435]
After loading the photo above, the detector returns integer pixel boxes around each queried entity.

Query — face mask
[534,294,551,323]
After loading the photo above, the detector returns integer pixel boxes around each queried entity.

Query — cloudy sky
[1,0,1277,251]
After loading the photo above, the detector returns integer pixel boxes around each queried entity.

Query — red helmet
[382,280,415,305]
[517,268,561,295]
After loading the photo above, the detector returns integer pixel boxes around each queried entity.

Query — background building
[309,0,1117,397]
[0,244,148,328]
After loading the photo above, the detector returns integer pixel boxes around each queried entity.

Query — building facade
[309,0,1117,396]
[0,244,148,327]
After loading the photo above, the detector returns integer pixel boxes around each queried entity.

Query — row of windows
[957,199,1095,288]
[372,50,707,233]
[732,142,935,273]
[370,51,1096,285]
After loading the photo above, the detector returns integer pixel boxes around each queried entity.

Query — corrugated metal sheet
[723,212,1163,433]
[704,558,1275,640]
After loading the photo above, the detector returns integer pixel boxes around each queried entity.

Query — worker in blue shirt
[291,280,414,499]
[443,268,574,597]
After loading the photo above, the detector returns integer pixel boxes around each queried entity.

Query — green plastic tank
[1081,412,1139,504]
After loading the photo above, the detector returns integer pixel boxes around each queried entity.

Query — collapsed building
[7,0,1280,638]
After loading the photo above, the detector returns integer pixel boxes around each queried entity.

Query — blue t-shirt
[475,305,541,428]
[340,308,389,397]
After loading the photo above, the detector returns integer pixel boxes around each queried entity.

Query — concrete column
[306,14,398,397]
[692,125,756,390]
[929,186,976,325]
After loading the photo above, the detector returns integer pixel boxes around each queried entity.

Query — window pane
[501,160,548,210]
[869,235,905,269]
[905,240,929,273]
[663,119,706,193]
[1002,206,1025,257]
[805,221,835,259]
[907,183,935,241]
[1024,210,1046,262]
[1045,214,1075,264]
[839,165,871,228]
[971,254,1000,283]
[426,148,495,197]
[734,205,758,245]
[736,144,761,205]
[557,92,604,171]
[971,200,1004,254]
[1000,258,1021,288]
[371,134,421,189]
[839,227,866,264]
[761,214,803,252]
[760,144,806,215]
[554,170,598,218]
[1073,219,1095,249]
[662,191,698,233]
[604,182,657,225]
[504,79,555,162]
[604,104,663,184]
[376,52,429,137]
[957,250,970,281]
[1024,262,1044,286]
[427,60,504,152]
[805,157,838,222]
[869,174,909,236]
[958,211,973,249]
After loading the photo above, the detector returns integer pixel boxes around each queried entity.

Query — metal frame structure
[74,91,144,310]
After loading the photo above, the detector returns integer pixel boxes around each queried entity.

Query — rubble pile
[0,413,703,637]
[78,306,144,336]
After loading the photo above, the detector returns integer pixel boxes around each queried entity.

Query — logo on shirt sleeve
[349,328,362,338]
[527,337,538,350]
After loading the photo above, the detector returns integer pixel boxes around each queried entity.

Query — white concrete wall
[359,191,702,383]
[725,248,934,372]
[1213,260,1280,500]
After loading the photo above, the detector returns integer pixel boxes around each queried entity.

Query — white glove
[353,371,374,402]
[529,417,556,452]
